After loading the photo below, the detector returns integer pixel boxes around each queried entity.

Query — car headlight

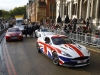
[19,33,22,36]
[62,51,72,57]
[38,34,41,37]
[6,34,10,36]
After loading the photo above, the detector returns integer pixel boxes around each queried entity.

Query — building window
[50,3,56,19]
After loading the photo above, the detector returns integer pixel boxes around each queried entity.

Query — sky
[0,0,28,11]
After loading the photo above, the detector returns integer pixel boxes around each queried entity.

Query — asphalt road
[1,36,100,75]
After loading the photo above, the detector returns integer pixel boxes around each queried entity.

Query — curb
[78,42,100,54]
[87,47,100,53]
[0,33,5,43]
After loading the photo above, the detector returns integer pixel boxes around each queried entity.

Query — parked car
[36,34,90,67]
[5,27,23,41]
[18,25,25,34]
[35,28,56,38]
[13,24,25,34]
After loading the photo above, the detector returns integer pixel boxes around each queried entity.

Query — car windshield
[20,25,24,28]
[40,29,49,32]
[8,28,20,32]
[16,20,23,24]
[51,37,73,45]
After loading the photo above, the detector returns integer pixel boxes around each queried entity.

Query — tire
[52,52,59,65]
[35,33,38,38]
[6,40,9,42]
[36,43,41,53]
[21,38,23,41]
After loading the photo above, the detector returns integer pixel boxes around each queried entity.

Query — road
[1,36,100,75]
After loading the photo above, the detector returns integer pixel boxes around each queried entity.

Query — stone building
[26,0,46,22]
[56,0,100,29]
[26,0,56,24]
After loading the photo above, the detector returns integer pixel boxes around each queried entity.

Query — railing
[48,28,100,49]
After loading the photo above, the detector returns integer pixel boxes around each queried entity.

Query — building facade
[26,0,46,22]
[27,0,100,29]
[26,0,56,23]
[56,0,100,29]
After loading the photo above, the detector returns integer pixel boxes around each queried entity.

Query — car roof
[13,25,19,28]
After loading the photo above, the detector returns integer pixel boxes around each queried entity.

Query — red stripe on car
[68,44,84,57]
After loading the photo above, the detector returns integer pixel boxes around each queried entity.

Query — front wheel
[35,33,38,38]
[36,43,41,53]
[52,52,59,65]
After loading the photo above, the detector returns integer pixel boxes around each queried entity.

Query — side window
[44,37,50,43]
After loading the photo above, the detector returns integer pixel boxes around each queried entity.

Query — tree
[2,10,9,18]
[0,10,2,17]
[9,5,26,18]
[0,5,26,19]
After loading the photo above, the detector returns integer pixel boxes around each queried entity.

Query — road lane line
[2,38,18,75]
[2,38,12,75]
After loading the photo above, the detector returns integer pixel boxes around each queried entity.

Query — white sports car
[36,34,90,67]
[35,28,55,38]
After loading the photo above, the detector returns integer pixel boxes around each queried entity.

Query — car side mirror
[45,41,49,43]
[38,34,41,37]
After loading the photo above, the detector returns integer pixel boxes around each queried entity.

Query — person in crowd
[34,22,40,38]
[34,22,40,30]
[28,23,34,37]
[24,24,29,37]
[83,25,87,33]
[64,24,69,34]
[86,18,89,30]
[77,26,83,34]
[72,18,77,33]
[68,21,73,33]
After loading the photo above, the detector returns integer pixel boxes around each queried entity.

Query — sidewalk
[76,24,100,53]
[0,32,6,75]
[79,42,100,53]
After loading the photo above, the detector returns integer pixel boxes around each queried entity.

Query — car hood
[42,32,56,35]
[53,43,90,57]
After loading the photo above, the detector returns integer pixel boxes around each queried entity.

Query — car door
[43,37,53,58]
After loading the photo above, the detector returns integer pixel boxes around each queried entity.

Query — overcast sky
[0,0,28,11]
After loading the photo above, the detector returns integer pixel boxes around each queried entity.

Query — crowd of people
[0,17,93,38]
[48,18,92,35]
[22,18,92,38]
[23,22,40,38]
[0,19,9,30]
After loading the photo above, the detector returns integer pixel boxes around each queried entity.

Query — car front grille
[72,56,90,60]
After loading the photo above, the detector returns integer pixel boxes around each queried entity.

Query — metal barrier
[49,28,100,49]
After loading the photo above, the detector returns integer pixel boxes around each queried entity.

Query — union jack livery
[36,34,90,67]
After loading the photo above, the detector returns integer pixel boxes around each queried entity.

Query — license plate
[77,60,86,63]
[11,37,18,39]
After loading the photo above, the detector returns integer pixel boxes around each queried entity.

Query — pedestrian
[86,18,89,30]
[24,24,29,37]
[34,22,40,38]
[28,23,34,37]
[72,18,77,33]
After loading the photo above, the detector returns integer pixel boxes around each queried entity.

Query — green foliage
[9,5,26,18]
[0,10,3,17]
[0,10,9,18]
[2,10,10,18]
[1,5,26,18]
